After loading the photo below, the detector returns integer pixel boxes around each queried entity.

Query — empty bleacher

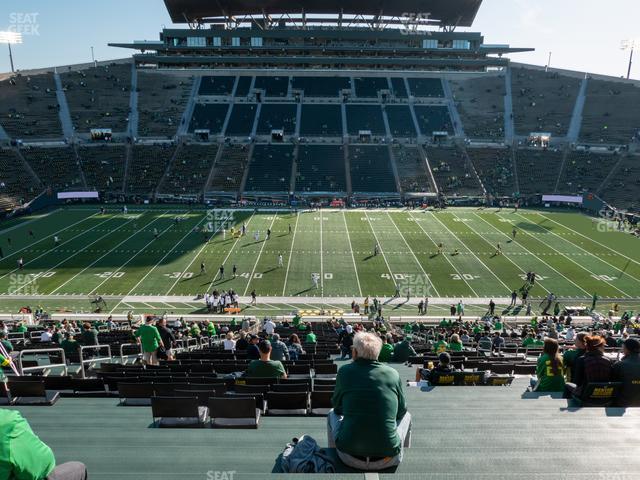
[393,144,432,193]
[78,145,126,193]
[234,77,252,97]
[126,144,176,195]
[208,144,250,192]
[296,145,347,192]
[580,79,640,144]
[390,77,408,98]
[61,63,131,133]
[199,76,236,96]
[0,149,39,209]
[426,146,483,196]
[21,147,84,192]
[256,104,297,135]
[161,144,218,195]
[353,77,389,98]
[225,104,258,136]
[555,151,620,195]
[467,148,516,197]
[450,75,505,140]
[0,73,62,139]
[511,67,581,136]
[244,145,294,192]
[188,103,229,135]
[292,76,351,97]
[254,76,290,98]
[385,105,417,137]
[599,155,640,212]
[407,77,444,97]
[514,149,564,195]
[300,105,342,136]
[137,72,193,137]
[345,104,386,136]
[349,146,397,193]
[413,105,453,135]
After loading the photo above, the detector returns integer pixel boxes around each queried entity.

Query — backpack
[280,435,336,473]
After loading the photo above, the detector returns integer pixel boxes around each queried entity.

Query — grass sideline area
[0,206,638,317]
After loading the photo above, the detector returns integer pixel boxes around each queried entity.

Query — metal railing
[119,342,142,363]
[16,348,67,376]
[79,344,112,379]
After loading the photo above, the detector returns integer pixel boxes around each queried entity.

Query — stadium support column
[0,122,9,142]
[53,71,75,141]
[503,67,515,144]
[344,144,352,197]
[290,144,299,194]
[127,64,139,140]
[567,76,588,144]
[177,76,201,137]
[340,102,348,138]
[381,104,392,141]
[250,103,261,138]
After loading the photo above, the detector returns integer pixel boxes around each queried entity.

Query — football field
[0,206,639,314]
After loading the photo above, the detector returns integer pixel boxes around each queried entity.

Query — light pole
[621,39,638,80]
[0,31,23,73]
[546,51,552,72]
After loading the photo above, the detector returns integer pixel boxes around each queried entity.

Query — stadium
[0,0,639,478]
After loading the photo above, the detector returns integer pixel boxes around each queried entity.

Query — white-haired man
[328,332,411,471]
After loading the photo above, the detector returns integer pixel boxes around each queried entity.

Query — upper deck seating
[137,72,193,137]
[292,77,351,97]
[413,106,453,135]
[353,77,389,98]
[346,105,386,136]
[390,77,408,98]
[450,75,505,140]
[385,105,417,137]
[407,78,444,98]
[189,103,229,135]
[254,76,290,98]
[225,104,258,136]
[300,105,342,136]
[199,76,236,96]
[256,104,297,136]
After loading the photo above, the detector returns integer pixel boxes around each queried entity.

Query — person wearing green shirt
[292,315,301,328]
[562,332,587,383]
[403,323,412,334]
[305,331,317,343]
[134,318,164,366]
[0,332,13,353]
[190,322,201,337]
[207,321,217,336]
[80,323,99,346]
[0,353,10,392]
[15,323,27,333]
[328,332,411,470]
[432,334,448,354]
[60,333,81,362]
[448,334,463,352]
[378,335,394,362]
[0,409,87,480]
[392,337,417,363]
[532,338,565,392]
[246,340,287,379]
[472,324,482,335]
[493,320,503,331]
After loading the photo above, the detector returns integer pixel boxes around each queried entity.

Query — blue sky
[0,0,638,79]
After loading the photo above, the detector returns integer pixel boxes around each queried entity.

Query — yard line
[319,208,324,294]
[496,212,603,297]
[536,212,640,268]
[529,212,640,287]
[207,213,256,293]
[0,208,61,235]
[282,211,300,296]
[0,211,105,278]
[89,213,178,295]
[364,211,396,289]
[49,214,162,294]
[386,212,441,298]
[109,212,209,312]
[342,210,363,297]
[428,211,512,295]
[513,212,631,298]
[165,212,234,295]
[456,212,551,295]
[243,214,278,296]
[6,215,128,292]
[408,211,478,296]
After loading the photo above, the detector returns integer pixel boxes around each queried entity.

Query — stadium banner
[541,195,582,204]
[57,191,100,200]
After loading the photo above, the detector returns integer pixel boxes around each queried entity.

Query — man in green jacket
[391,336,417,363]
[0,409,87,479]
[328,332,411,471]
[134,317,164,366]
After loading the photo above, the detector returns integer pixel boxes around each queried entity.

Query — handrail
[187,337,199,351]
[16,348,68,376]
[119,342,142,363]
[79,344,112,379]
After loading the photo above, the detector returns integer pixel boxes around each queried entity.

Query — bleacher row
[2,142,639,206]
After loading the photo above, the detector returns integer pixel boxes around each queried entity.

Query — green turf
[0,206,639,313]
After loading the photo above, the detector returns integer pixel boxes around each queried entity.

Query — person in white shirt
[40,329,53,342]
[223,332,236,351]
[564,326,576,343]
[264,319,276,336]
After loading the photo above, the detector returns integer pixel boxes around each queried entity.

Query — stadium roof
[163,0,483,26]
